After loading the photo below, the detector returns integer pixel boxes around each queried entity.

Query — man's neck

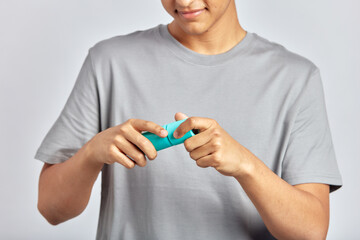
[167,2,246,55]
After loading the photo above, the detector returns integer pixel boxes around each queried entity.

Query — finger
[174,112,189,121]
[114,137,147,166]
[183,130,212,152]
[122,127,158,160]
[110,145,136,169]
[194,154,216,168]
[131,119,168,137]
[174,117,214,139]
[189,140,216,160]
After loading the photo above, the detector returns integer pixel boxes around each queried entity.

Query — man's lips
[177,9,205,19]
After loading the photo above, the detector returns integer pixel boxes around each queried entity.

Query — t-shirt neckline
[156,23,254,66]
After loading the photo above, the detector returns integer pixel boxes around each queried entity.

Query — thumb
[174,112,188,121]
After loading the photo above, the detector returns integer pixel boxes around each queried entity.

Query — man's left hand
[173,112,253,178]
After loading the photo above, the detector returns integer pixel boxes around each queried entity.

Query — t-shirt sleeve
[281,68,342,193]
[34,49,100,164]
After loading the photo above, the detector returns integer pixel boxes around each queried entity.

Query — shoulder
[88,24,160,62]
[250,32,318,74]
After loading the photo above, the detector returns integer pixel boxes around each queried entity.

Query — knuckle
[114,134,123,144]
[119,125,131,136]
[144,120,151,128]
[108,146,118,158]
[189,117,196,126]
[118,127,126,135]
[137,136,148,148]
[213,151,222,162]
[136,152,145,161]
[184,140,191,151]
[213,141,221,150]
[212,128,221,137]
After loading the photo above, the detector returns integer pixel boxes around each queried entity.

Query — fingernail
[174,131,179,138]
[160,129,167,136]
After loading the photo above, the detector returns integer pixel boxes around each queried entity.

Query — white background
[1,0,359,239]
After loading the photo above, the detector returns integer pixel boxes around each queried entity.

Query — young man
[35,0,342,239]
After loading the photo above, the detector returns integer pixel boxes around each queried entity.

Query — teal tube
[142,118,198,151]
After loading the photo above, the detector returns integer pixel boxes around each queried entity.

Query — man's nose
[175,0,197,8]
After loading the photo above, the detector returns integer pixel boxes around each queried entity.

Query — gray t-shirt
[34,24,342,239]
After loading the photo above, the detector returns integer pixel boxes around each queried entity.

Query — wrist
[80,141,104,171]
[233,147,257,181]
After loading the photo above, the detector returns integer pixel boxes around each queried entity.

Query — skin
[38,0,330,239]
[161,0,247,54]
[173,112,329,240]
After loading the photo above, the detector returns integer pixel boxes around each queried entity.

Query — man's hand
[38,118,168,225]
[173,112,329,239]
[86,118,168,168]
[173,112,252,178]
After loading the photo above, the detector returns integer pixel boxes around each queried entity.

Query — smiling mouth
[176,8,206,20]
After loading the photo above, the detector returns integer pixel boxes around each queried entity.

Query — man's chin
[177,22,210,36]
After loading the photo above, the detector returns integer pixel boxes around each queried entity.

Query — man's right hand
[85,118,168,169]
[38,118,168,225]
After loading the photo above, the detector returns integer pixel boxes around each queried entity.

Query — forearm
[234,149,329,240]
[38,142,103,225]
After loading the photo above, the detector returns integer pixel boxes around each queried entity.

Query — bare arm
[37,144,103,225]
[37,119,168,225]
[173,115,330,240]
[235,149,329,240]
